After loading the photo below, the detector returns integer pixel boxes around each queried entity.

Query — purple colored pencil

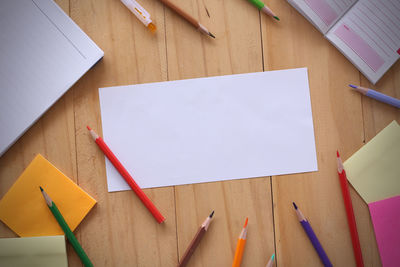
[349,84,400,108]
[293,202,333,267]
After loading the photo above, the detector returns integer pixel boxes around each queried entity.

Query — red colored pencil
[336,151,364,267]
[87,126,165,223]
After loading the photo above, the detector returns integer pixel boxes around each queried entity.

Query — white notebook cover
[0,0,104,156]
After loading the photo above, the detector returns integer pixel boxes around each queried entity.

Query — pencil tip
[336,150,340,157]
[349,84,357,89]
[87,125,92,131]
[274,16,280,21]
[271,254,275,260]
[243,217,248,228]
[39,186,43,192]
[292,202,297,209]
[209,32,215,38]
[209,210,214,218]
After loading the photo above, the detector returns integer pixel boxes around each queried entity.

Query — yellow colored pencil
[232,217,248,267]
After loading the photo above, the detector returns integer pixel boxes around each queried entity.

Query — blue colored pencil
[349,84,400,108]
[293,202,333,267]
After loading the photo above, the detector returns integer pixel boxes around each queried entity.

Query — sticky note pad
[369,196,400,267]
[0,154,96,237]
[344,121,400,204]
[0,235,68,267]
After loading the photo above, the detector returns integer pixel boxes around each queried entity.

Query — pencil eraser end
[148,23,156,33]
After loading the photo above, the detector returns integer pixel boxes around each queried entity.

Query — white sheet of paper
[99,68,318,190]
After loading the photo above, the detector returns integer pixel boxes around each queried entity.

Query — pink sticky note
[369,195,400,267]
[304,0,338,26]
[334,24,385,72]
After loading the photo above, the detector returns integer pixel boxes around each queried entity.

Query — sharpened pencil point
[274,16,280,21]
[293,202,298,209]
[243,217,248,228]
[349,84,357,89]
[209,210,215,218]
[209,32,215,38]
[87,125,92,131]
[271,254,275,260]
[337,150,340,157]
[39,186,43,192]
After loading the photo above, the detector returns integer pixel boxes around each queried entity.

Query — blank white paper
[99,68,318,190]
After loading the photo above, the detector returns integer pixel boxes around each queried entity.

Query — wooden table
[1,0,399,266]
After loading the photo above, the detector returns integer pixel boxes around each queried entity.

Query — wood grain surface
[0,0,398,266]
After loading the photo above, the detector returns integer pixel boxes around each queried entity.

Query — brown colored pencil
[178,211,214,267]
[159,0,215,38]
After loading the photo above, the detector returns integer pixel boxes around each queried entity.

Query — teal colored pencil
[40,187,93,267]
[266,253,275,267]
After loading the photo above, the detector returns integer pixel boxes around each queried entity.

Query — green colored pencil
[40,186,93,267]
[246,0,280,20]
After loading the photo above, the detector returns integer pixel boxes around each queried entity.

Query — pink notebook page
[334,23,385,71]
[304,0,338,26]
[369,195,400,267]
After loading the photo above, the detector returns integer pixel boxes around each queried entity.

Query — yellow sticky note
[0,154,96,237]
[0,235,68,267]
[344,121,400,204]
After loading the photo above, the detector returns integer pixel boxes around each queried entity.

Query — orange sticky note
[0,154,96,237]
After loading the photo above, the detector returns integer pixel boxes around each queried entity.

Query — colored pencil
[159,0,215,38]
[87,126,165,224]
[349,84,400,108]
[40,187,93,267]
[178,211,214,267]
[246,0,279,20]
[293,202,332,267]
[337,151,364,267]
[265,253,275,267]
[232,217,248,267]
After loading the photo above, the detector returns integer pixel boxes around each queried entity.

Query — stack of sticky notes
[0,154,97,265]
[0,154,96,237]
[344,121,400,267]
[0,235,68,267]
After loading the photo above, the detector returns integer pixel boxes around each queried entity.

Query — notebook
[0,235,68,267]
[99,68,318,191]
[0,154,96,237]
[0,0,104,156]
[287,0,400,84]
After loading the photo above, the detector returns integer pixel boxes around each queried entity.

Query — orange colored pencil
[232,218,248,267]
